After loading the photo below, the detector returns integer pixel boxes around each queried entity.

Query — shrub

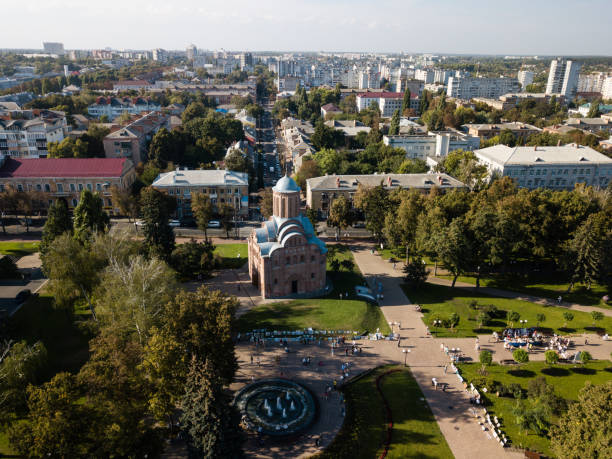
[513,348,529,365]
[545,350,559,366]
[579,351,592,364]
[479,350,493,367]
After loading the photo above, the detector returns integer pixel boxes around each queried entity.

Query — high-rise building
[545,59,581,99]
[186,44,197,61]
[240,52,253,70]
[447,77,520,100]
[43,42,64,55]
[577,72,608,93]
[517,70,534,89]
[152,48,168,62]
[603,77,612,100]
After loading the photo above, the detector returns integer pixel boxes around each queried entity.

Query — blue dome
[273,175,300,193]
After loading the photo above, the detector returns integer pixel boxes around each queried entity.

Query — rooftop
[475,144,612,165]
[152,169,248,187]
[307,173,466,191]
[0,157,130,178]
[273,175,301,193]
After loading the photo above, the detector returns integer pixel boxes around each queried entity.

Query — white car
[208,220,221,228]
[169,219,181,227]
[134,220,145,227]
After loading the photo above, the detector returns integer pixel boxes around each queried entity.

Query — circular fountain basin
[234,379,316,436]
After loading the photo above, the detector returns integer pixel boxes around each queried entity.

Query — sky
[3,0,611,55]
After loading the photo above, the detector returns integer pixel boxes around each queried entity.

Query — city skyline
[4,0,612,55]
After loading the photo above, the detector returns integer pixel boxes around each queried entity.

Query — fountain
[234,379,317,436]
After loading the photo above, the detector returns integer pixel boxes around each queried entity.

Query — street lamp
[402,349,411,367]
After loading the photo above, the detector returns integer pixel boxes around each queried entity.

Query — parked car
[134,220,145,227]
[15,289,31,304]
[353,222,366,228]
[169,220,181,227]
[208,220,221,228]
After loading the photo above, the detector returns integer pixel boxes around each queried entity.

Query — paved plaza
[232,241,612,459]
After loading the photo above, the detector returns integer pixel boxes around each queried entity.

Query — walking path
[351,245,524,459]
[428,276,612,317]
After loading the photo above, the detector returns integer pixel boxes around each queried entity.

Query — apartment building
[577,72,608,94]
[464,122,541,141]
[280,118,315,173]
[356,92,420,117]
[475,144,612,189]
[88,97,161,120]
[112,80,155,91]
[103,112,169,165]
[306,173,466,216]
[545,59,581,99]
[151,169,249,218]
[603,77,612,100]
[0,110,68,158]
[0,157,136,213]
[383,131,480,160]
[42,42,64,55]
[517,70,534,89]
[447,76,521,100]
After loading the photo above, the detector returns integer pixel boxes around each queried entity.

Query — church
[248,175,327,298]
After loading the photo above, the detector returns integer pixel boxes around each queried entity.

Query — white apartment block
[43,42,64,55]
[358,70,381,90]
[384,131,480,161]
[475,144,612,189]
[415,69,435,84]
[517,70,534,89]
[87,97,161,119]
[356,92,419,117]
[545,59,581,99]
[447,77,521,100]
[0,110,67,158]
[577,72,608,93]
[603,76,612,100]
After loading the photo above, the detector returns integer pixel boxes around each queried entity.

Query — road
[257,99,282,186]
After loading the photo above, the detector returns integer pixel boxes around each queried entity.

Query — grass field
[236,298,390,334]
[436,273,610,308]
[457,360,612,456]
[214,243,248,269]
[326,244,366,299]
[314,366,452,459]
[0,241,39,257]
[405,283,612,338]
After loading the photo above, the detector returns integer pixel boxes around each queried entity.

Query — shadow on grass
[473,328,492,334]
[558,327,576,334]
[508,369,536,378]
[571,367,597,375]
[585,326,605,334]
[217,257,247,269]
[604,367,612,373]
[541,367,570,377]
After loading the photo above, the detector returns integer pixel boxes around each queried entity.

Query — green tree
[587,100,602,118]
[434,218,473,287]
[563,311,574,328]
[140,187,176,260]
[403,258,428,288]
[536,313,546,327]
[513,348,529,365]
[171,240,216,280]
[499,129,517,147]
[328,195,354,239]
[508,310,520,327]
[591,310,604,327]
[401,88,411,115]
[0,341,47,414]
[191,192,214,241]
[388,109,400,136]
[293,158,321,190]
[180,357,243,458]
[73,189,109,243]
[313,148,342,175]
[218,203,235,239]
[182,101,209,123]
[225,150,250,174]
[397,158,428,174]
[353,184,390,242]
[40,199,72,260]
[110,185,140,221]
[47,137,88,158]
[545,349,559,366]
[551,382,612,459]
[479,350,492,372]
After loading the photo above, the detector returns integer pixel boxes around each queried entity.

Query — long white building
[384,131,480,161]
[475,144,612,189]
[0,110,67,158]
[545,59,581,99]
[447,77,520,100]
[356,92,419,117]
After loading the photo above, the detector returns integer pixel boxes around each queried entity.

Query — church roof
[252,214,326,257]
[273,175,300,193]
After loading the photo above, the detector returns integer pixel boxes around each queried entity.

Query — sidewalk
[428,275,612,317]
[351,244,523,459]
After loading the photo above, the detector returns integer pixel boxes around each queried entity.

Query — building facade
[0,157,136,213]
[112,80,155,91]
[0,110,67,158]
[475,144,612,189]
[248,175,327,299]
[151,169,249,218]
[545,59,581,99]
[447,77,521,100]
[306,173,466,216]
[517,70,534,89]
[383,131,480,160]
[356,92,419,117]
[88,97,161,119]
[464,122,541,141]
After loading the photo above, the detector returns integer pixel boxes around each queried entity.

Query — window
[86,184,92,191]
[220,198,225,203]
[70,183,76,191]
[72,199,78,207]
[36,184,42,191]
[78,184,84,191]
[235,188,239,194]
[311,273,315,279]
[107,199,112,206]
[44,184,51,192]
[17,184,24,192]
[57,184,63,192]
[96,183,102,191]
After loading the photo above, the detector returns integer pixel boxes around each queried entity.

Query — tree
[259,188,273,219]
[47,137,88,158]
[479,350,492,373]
[328,195,354,239]
[180,357,243,458]
[536,313,546,327]
[397,158,428,174]
[513,348,529,365]
[293,159,321,191]
[591,310,604,327]
[353,184,390,242]
[434,218,473,287]
[401,88,411,115]
[563,311,574,328]
[40,199,72,260]
[225,150,250,174]
[436,149,488,191]
[171,240,216,280]
[182,101,209,123]
[140,187,176,260]
[0,341,47,414]
[508,310,520,328]
[218,203,235,239]
[191,192,214,241]
[545,349,559,366]
[42,233,103,319]
[499,129,517,147]
[388,109,400,135]
[148,127,179,168]
[73,189,109,243]
[313,148,342,175]
[551,382,612,459]
[587,100,602,118]
[110,185,140,221]
[403,258,428,288]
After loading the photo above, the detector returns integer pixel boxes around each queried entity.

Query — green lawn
[236,298,390,335]
[214,243,248,269]
[314,366,452,459]
[405,283,612,338]
[435,273,610,308]
[326,244,366,299]
[0,241,39,257]
[457,361,612,456]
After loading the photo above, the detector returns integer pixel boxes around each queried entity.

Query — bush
[479,350,493,366]
[545,350,559,366]
[579,351,592,364]
[513,348,529,364]
[403,258,428,288]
